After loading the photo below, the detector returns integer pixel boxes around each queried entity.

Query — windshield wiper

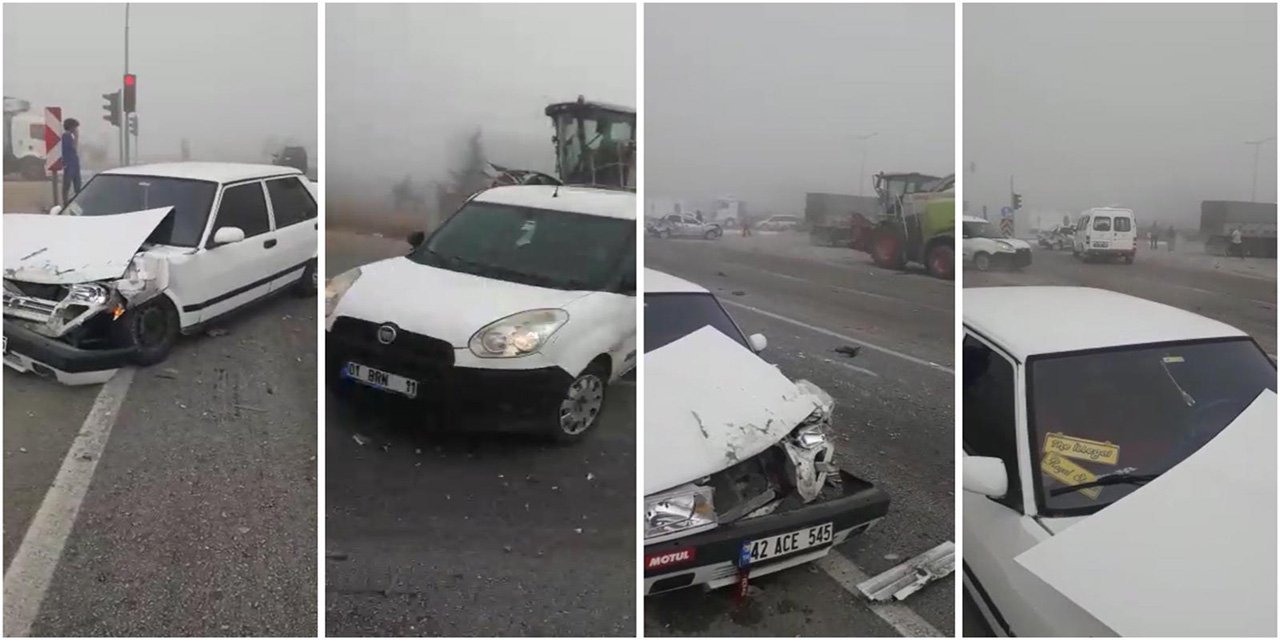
[1050,472,1163,496]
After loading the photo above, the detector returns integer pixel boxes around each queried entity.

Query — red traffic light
[123,74,136,112]
[124,74,136,87]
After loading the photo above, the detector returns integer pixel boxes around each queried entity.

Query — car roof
[101,162,303,183]
[644,269,709,294]
[962,215,990,223]
[965,286,1247,359]
[473,185,635,220]
[1084,207,1133,215]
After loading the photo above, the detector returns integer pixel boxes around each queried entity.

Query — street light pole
[1244,136,1275,202]
[854,132,878,197]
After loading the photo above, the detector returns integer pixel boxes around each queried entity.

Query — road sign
[1000,218,1015,237]
[1000,206,1013,218]
[43,107,62,173]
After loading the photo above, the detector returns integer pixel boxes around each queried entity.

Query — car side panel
[265,177,318,292]
[549,291,636,380]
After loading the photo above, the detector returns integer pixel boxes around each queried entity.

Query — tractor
[865,172,955,279]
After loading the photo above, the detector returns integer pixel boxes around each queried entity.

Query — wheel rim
[976,254,990,271]
[136,306,169,348]
[559,374,604,435]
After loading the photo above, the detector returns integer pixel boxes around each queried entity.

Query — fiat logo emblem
[376,324,397,345]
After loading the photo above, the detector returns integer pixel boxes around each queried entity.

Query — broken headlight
[783,380,839,502]
[468,309,568,358]
[325,267,362,318]
[644,483,717,543]
[66,283,110,306]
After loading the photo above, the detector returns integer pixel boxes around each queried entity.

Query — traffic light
[1012,193,1023,210]
[123,74,137,112]
[102,91,121,127]
[128,113,138,136]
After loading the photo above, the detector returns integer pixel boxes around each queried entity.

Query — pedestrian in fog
[741,214,751,237]
[1231,227,1244,258]
[60,118,81,204]
[1166,225,1176,252]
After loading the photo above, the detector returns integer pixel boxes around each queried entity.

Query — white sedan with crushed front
[3,162,318,384]
[325,185,637,442]
[963,286,1276,637]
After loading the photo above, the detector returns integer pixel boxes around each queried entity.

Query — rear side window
[266,177,317,228]
[1092,216,1112,231]
[963,334,1022,510]
[1114,217,1132,232]
[212,182,270,241]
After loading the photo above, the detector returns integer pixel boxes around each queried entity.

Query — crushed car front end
[643,382,890,595]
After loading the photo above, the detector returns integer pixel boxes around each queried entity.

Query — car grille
[328,317,456,377]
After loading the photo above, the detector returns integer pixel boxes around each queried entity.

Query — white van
[1072,207,1137,264]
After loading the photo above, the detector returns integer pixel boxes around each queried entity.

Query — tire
[974,252,992,272]
[926,243,955,280]
[112,296,180,366]
[704,227,723,240]
[1123,253,1134,265]
[293,259,318,297]
[657,229,670,239]
[544,362,609,443]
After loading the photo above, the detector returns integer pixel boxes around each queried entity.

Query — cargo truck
[1200,200,1277,258]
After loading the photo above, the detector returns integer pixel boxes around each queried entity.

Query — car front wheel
[546,363,608,443]
[974,252,991,271]
[113,296,180,366]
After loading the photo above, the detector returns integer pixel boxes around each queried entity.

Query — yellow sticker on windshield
[1043,432,1120,465]
[1041,453,1102,499]
[1162,356,1185,363]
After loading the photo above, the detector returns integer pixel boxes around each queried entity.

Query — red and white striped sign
[44,106,62,173]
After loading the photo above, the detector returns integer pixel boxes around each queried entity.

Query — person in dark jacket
[60,118,81,203]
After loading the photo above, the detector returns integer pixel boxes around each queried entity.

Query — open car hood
[3,207,173,285]
[1016,390,1278,637]
[644,326,825,495]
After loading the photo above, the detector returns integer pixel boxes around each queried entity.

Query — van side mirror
[407,231,426,248]
[963,456,1009,498]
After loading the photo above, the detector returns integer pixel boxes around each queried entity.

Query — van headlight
[469,309,568,358]
[645,484,717,543]
[325,268,361,317]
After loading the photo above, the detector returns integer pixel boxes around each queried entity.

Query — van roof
[1084,207,1134,216]
[964,286,1246,359]
[473,185,635,220]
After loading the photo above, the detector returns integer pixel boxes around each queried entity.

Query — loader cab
[546,97,636,191]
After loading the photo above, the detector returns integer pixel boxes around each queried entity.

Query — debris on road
[352,433,370,447]
[730,290,746,296]
[834,345,863,358]
[326,551,349,561]
[207,328,230,337]
[234,404,266,413]
[157,368,180,379]
[857,541,955,602]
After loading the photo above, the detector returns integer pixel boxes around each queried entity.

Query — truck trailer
[1200,200,1277,258]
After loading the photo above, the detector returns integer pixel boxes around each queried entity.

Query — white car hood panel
[644,326,823,495]
[336,257,593,347]
[1016,390,1278,637]
[3,207,173,285]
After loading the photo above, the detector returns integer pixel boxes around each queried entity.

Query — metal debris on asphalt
[857,541,955,602]
[352,433,370,446]
[834,345,863,358]
[207,328,229,337]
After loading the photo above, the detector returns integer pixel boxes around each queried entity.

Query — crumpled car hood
[644,326,825,495]
[3,207,173,285]
[335,256,594,347]
[1016,390,1278,637]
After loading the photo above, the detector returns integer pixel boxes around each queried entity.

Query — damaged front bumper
[643,470,890,595]
[2,319,134,385]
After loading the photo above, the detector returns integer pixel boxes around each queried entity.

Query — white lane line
[817,553,945,638]
[826,359,880,378]
[720,299,953,374]
[3,368,136,637]
[731,263,951,313]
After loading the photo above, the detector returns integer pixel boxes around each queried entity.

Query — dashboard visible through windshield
[64,174,217,248]
[1026,338,1276,516]
[410,200,634,291]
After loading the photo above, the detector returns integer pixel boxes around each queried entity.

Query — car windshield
[410,199,633,291]
[1027,338,1276,515]
[64,174,217,247]
[644,292,749,353]
[963,221,1003,239]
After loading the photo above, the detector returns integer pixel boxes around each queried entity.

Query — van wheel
[1123,253,1135,265]
[113,297,180,366]
[293,259,318,297]
[974,252,991,272]
[545,362,608,443]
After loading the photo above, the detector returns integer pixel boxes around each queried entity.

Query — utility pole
[122,3,130,165]
[854,132,878,197]
[1245,136,1275,202]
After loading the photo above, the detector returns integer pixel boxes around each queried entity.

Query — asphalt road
[964,243,1277,355]
[645,232,955,637]
[323,231,637,637]
[3,290,318,635]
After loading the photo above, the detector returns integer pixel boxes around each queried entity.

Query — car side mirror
[748,333,767,353]
[212,226,246,245]
[964,456,1009,498]
[48,205,63,216]
[407,231,426,248]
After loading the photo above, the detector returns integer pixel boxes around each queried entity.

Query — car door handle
[264,238,277,249]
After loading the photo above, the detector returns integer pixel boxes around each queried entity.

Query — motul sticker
[646,548,696,570]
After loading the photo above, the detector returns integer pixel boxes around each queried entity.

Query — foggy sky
[965,3,1277,228]
[326,3,636,201]
[646,4,955,215]
[3,3,317,166]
